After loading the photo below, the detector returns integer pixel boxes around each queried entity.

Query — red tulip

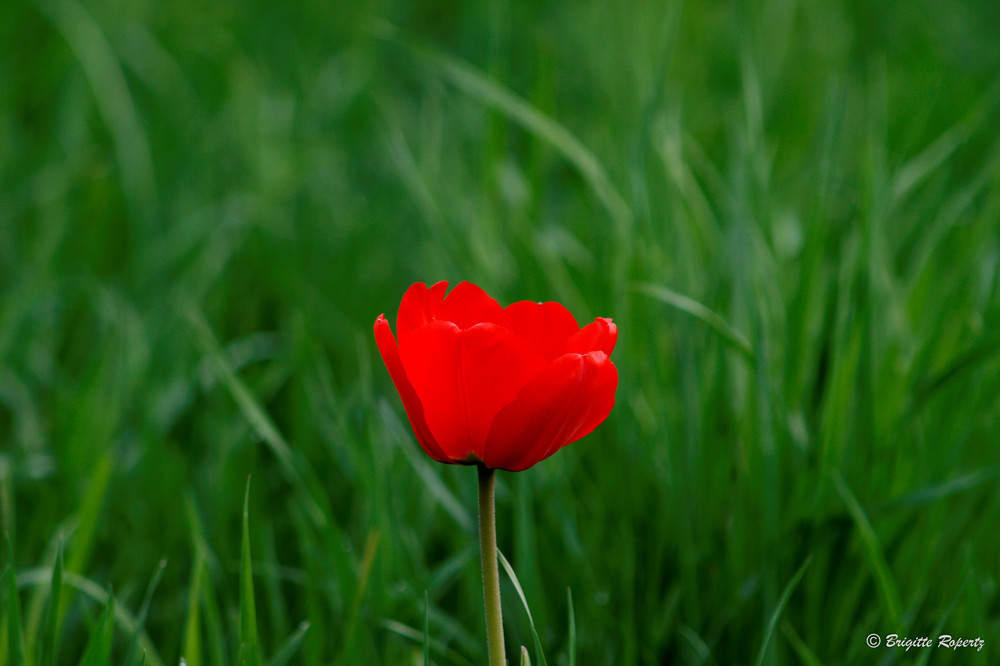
[374,281,618,471]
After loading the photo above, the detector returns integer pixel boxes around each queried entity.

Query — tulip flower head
[374,281,618,471]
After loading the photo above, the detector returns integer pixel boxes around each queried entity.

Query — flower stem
[478,464,506,666]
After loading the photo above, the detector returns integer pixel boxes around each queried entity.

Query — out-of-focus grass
[2,0,1000,663]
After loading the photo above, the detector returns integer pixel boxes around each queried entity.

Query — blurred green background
[2,0,1000,663]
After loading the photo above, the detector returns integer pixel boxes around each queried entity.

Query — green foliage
[3,0,1000,662]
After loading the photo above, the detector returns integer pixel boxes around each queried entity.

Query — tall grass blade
[831,471,903,626]
[199,567,227,666]
[182,552,204,666]
[125,559,167,666]
[4,535,25,666]
[64,453,113,618]
[754,556,812,666]
[39,538,64,666]
[181,304,329,529]
[566,588,576,666]
[337,529,380,662]
[77,590,114,666]
[423,591,430,666]
[497,550,548,666]
[183,493,224,666]
[239,478,261,666]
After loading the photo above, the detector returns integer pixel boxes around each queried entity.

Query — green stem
[478,464,506,666]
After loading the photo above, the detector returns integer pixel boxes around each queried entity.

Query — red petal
[485,352,618,471]
[436,282,510,330]
[397,281,511,342]
[374,314,451,463]
[396,281,449,344]
[565,317,617,355]
[398,320,548,463]
[504,300,580,361]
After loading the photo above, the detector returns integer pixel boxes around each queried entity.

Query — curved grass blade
[268,622,310,666]
[754,556,812,666]
[78,589,115,666]
[914,573,970,666]
[33,0,158,225]
[16,569,165,666]
[678,625,712,664]
[780,621,824,666]
[497,550,548,666]
[369,20,632,234]
[239,477,261,666]
[831,471,903,626]
[125,558,168,666]
[182,305,328,529]
[381,402,473,532]
[380,619,474,666]
[636,283,754,358]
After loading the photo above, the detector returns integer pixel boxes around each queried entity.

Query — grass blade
[268,622,310,666]
[61,453,113,628]
[566,588,576,666]
[16,569,165,666]
[33,0,157,225]
[636,283,754,358]
[181,304,329,529]
[199,565,227,666]
[183,492,226,666]
[779,621,824,666]
[423,591,430,666]
[125,558,167,666]
[39,538,64,666]
[182,550,205,666]
[754,556,812,666]
[337,529,380,662]
[4,534,26,666]
[379,619,473,666]
[831,471,903,627]
[369,20,631,233]
[239,478,261,666]
[520,645,531,666]
[381,403,473,532]
[497,550,548,666]
[78,589,115,666]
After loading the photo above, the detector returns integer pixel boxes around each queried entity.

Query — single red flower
[374,281,618,471]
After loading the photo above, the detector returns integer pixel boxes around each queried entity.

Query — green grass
[3,0,1000,663]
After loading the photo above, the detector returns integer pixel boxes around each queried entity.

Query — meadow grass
[2,0,1000,663]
